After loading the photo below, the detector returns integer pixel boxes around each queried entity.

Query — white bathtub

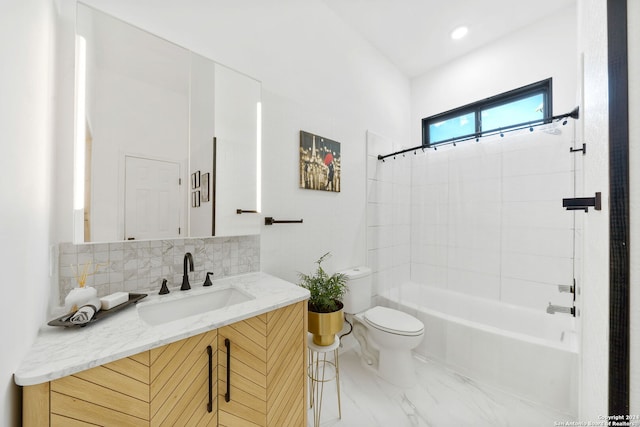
[378,282,578,416]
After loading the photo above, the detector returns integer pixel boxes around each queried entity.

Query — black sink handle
[203,272,213,287]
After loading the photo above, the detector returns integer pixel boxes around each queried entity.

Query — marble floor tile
[308,349,575,427]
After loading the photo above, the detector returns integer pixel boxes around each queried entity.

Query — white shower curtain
[410,123,577,312]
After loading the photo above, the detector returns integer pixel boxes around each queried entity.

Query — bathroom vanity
[16,273,309,426]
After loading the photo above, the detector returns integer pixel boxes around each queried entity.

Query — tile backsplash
[58,235,260,304]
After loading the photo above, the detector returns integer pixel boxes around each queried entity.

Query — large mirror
[75,4,261,243]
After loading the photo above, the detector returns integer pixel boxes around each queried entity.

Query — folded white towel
[70,299,100,325]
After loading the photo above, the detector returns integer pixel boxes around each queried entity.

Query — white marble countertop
[15,272,309,386]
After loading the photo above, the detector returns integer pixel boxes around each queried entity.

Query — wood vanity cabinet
[218,301,307,427]
[24,329,218,427]
[22,301,307,427]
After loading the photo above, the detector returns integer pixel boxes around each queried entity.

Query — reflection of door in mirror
[75,4,260,243]
[125,156,181,241]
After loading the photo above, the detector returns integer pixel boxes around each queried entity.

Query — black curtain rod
[377,106,579,161]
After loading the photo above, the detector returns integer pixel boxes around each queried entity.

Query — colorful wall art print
[299,131,341,192]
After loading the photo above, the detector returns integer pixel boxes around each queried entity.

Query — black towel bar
[265,217,303,225]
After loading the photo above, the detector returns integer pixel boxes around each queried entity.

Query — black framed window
[422,78,553,147]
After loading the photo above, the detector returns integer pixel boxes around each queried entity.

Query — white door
[125,156,181,240]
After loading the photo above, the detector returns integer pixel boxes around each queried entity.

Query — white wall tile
[412,243,448,267]
[366,225,394,250]
[447,225,501,251]
[501,252,573,285]
[502,201,573,229]
[502,226,573,258]
[448,247,501,276]
[417,223,449,246]
[367,202,393,227]
[447,269,501,300]
[411,264,448,288]
[501,277,574,311]
[369,157,393,182]
[502,172,573,202]
[502,135,573,177]
[448,201,501,229]
[392,224,411,246]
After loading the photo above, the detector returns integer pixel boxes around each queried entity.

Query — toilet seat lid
[364,306,424,336]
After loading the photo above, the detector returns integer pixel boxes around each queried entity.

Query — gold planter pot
[307,302,344,346]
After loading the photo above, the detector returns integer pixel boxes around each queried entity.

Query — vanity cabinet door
[150,329,218,426]
[218,301,307,427]
[48,351,152,426]
[23,330,218,427]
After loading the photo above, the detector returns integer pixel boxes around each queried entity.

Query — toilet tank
[340,266,372,314]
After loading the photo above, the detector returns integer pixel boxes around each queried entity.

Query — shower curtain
[410,123,577,313]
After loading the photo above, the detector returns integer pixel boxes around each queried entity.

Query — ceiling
[321,0,576,78]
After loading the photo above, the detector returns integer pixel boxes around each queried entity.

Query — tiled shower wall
[410,127,576,311]
[366,131,411,298]
[58,235,260,304]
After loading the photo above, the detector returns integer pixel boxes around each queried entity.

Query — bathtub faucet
[557,284,575,294]
[546,303,576,317]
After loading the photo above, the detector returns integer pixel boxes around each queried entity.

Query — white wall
[411,5,578,146]
[0,0,55,425]
[407,9,577,304]
[76,0,412,282]
[628,0,640,414]
[577,0,610,419]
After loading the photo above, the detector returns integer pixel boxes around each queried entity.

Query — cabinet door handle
[207,345,213,413]
[225,338,231,402]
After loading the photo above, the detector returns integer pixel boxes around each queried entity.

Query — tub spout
[546,303,575,317]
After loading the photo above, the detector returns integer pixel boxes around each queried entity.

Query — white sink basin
[137,286,254,326]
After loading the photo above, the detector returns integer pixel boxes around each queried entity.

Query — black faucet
[181,252,194,291]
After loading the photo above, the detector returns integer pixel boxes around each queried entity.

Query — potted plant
[298,252,348,346]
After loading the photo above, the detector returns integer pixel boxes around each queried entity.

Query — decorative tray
[48,293,148,328]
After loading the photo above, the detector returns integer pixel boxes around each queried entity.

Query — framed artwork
[201,173,210,202]
[192,191,201,208]
[191,171,200,189]
[299,131,341,192]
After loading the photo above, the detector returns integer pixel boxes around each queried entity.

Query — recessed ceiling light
[451,26,468,40]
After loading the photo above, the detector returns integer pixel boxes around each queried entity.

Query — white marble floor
[307,348,575,427]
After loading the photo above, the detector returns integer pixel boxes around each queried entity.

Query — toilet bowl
[341,267,424,387]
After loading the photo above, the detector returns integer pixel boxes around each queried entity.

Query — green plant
[298,252,347,313]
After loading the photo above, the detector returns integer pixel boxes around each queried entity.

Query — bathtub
[378,282,578,416]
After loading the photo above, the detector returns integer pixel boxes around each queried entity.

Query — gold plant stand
[307,334,341,427]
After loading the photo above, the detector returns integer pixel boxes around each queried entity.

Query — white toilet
[341,267,424,388]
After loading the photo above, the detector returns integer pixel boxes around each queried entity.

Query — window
[422,79,552,147]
